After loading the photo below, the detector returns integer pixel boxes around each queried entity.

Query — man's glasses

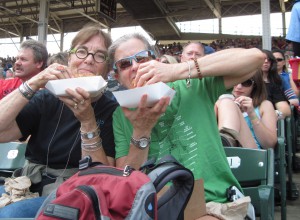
[113,50,155,71]
[69,47,107,63]
[276,58,284,62]
[241,79,254,87]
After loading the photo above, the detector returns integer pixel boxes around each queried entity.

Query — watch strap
[81,127,100,140]
[130,136,151,149]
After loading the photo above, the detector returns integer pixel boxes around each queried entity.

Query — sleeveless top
[243,107,262,149]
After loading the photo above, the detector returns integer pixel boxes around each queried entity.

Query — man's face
[180,43,205,62]
[14,48,43,81]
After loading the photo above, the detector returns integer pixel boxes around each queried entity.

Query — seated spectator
[272,49,299,106]
[0,23,118,218]
[108,33,265,219]
[47,52,69,66]
[5,68,15,79]
[261,49,291,118]
[159,54,178,64]
[180,42,204,61]
[215,70,277,149]
[0,70,4,80]
[0,40,47,100]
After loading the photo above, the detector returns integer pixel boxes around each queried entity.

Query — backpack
[35,155,194,220]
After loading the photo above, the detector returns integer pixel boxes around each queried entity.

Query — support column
[261,0,271,50]
[60,22,64,52]
[219,18,222,34]
[282,12,286,37]
[38,0,49,45]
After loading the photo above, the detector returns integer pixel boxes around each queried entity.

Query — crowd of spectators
[0,36,295,79]
[156,36,294,57]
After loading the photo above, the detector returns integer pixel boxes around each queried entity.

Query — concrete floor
[274,157,300,220]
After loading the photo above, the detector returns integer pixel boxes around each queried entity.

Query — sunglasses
[241,79,254,87]
[276,58,284,62]
[113,50,155,71]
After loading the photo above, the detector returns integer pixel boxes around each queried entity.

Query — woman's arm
[136,48,265,89]
[254,100,278,148]
[115,95,170,169]
[0,63,70,142]
[275,101,292,118]
[289,74,300,97]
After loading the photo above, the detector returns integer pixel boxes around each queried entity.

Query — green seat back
[0,142,27,172]
[225,147,274,219]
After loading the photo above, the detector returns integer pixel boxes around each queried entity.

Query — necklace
[44,103,79,179]
[44,99,100,179]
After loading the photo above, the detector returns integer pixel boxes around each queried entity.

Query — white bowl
[112,82,176,108]
[45,76,107,97]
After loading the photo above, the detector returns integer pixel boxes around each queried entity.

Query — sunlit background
[0,12,291,58]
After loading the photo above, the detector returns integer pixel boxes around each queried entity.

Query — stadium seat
[285,116,300,201]
[0,142,27,179]
[225,147,274,220]
[275,119,287,220]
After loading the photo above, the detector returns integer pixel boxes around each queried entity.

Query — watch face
[140,138,149,148]
[87,133,94,139]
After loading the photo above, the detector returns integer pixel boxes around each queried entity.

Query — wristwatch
[81,128,100,140]
[130,136,151,149]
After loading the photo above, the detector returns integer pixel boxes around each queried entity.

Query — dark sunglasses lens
[117,59,132,69]
[241,80,253,87]
[276,58,284,62]
[135,51,152,63]
[136,55,151,63]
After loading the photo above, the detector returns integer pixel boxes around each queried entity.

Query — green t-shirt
[113,77,241,203]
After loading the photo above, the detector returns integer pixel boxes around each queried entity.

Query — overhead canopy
[0,0,294,41]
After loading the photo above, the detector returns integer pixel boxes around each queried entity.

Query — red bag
[36,157,157,220]
[36,155,194,220]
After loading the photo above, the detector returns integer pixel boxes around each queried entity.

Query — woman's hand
[59,87,96,124]
[122,94,170,137]
[235,96,255,115]
[27,63,71,91]
[135,60,179,87]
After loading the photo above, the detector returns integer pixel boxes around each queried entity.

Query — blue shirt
[280,71,298,100]
[286,2,300,43]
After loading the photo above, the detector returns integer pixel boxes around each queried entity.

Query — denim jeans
[0,185,46,218]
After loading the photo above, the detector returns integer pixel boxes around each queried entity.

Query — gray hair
[108,33,156,69]
[182,42,205,52]
[20,40,48,70]
[47,52,69,66]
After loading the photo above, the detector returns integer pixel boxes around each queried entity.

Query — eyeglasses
[241,79,254,87]
[276,58,284,62]
[69,47,107,63]
[113,50,155,71]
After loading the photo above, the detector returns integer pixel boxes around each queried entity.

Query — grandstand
[0,1,295,46]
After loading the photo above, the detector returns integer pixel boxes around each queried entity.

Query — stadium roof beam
[203,0,221,19]
[118,0,181,40]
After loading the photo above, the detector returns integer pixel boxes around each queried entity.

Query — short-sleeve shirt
[113,77,241,203]
[265,82,289,108]
[286,2,300,43]
[16,90,118,169]
[0,78,22,100]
